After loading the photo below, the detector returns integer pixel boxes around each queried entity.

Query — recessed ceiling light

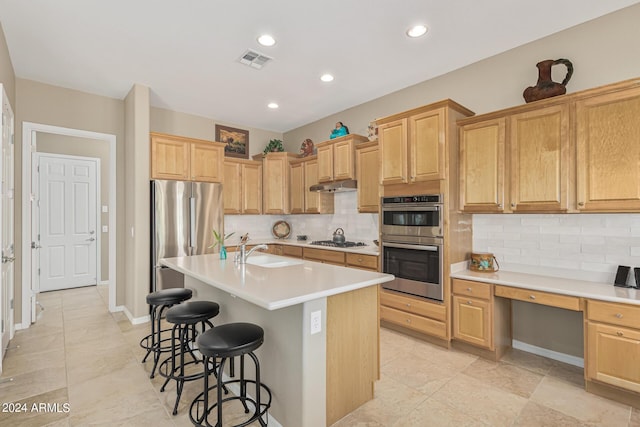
[320,74,334,82]
[257,34,276,47]
[406,25,428,38]
[267,102,279,109]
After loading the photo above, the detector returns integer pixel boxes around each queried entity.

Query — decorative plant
[263,139,284,154]
[208,229,235,250]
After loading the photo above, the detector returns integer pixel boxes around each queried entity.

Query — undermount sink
[245,255,304,268]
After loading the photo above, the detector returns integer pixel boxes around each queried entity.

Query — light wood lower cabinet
[586,300,640,394]
[345,253,378,271]
[302,247,346,266]
[380,289,447,339]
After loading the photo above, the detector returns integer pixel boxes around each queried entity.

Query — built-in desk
[450,269,640,409]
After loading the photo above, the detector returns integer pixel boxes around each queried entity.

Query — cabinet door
[242,162,262,214]
[191,142,223,182]
[304,158,320,213]
[290,162,305,214]
[263,155,290,214]
[510,105,569,212]
[453,295,492,350]
[410,109,445,182]
[576,87,640,211]
[333,139,354,181]
[379,118,408,185]
[151,135,189,180]
[223,161,242,214]
[586,322,640,393]
[459,118,506,212]
[317,144,334,182]
[356,144,380,213]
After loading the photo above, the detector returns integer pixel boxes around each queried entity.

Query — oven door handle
[383,242,439,251]
[382,205,440,212]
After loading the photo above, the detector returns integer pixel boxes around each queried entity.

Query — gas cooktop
[310,240,367,248]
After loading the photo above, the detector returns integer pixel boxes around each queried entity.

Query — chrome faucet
[237,243,268,264]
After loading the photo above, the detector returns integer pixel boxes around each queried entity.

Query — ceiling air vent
[239,49,272,70]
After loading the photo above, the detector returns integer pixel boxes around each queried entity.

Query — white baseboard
[512,339,584,368]
[123,306,150,325]
[14,322,28,331]
[112,305,124,313]
[99,280,109,285]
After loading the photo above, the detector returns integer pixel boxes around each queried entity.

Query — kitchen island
[160,254,394,427]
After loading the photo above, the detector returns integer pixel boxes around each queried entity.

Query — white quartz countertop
[227,238,380,256]
[450,269,640,306]
[160,254,393,310]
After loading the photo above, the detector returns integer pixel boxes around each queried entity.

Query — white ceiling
[1,0,638,132]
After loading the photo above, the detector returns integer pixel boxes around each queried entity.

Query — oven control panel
[382,194,442,204]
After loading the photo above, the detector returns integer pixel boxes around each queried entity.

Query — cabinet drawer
[494,285,581,311]
[346,253,378,271]
[282,245,303,258]
[380,290,446,322]
[587,300,640,329]
[303,248,346,265]
[452,279,491,300]
[380,306,447,339]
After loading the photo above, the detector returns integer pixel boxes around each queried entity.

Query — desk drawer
[452,279,491,300]
[587,300,640,329]
[380,290,446,321]
[303,248,346,265]
[380,306,447,339]
[282,245,303,258]
[494,285,581,311]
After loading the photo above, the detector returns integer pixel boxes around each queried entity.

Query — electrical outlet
[310,310,321,335]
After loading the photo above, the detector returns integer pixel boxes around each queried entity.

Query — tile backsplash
[473,213,640,284]
[224,192,379,243]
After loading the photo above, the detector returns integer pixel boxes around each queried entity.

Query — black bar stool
[140,288,193,378]
[158,300,221,415]
[190,322,272,427]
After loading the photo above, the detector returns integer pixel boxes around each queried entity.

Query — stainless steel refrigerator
[151,180,223,291]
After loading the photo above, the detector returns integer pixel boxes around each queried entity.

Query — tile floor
[0,285,637,426]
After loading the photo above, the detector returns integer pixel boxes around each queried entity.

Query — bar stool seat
[190,322,272,427]
[159,300,221,415]
[140,288,193,378]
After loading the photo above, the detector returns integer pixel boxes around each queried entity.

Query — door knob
[31,242,42,249]
[86,237,96,242]
[1,255,15,263]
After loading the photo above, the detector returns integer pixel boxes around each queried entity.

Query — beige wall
[150,107,283,157]
[0,22,15,107]
[15,79,126,320]
[36,134,110,282]
[124,84,150,319]
[283,4,640,149]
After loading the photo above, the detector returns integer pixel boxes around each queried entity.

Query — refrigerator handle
[189,196,196,255]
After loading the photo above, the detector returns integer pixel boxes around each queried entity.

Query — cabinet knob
[616,331,624,336]
[358,258,363,262]
[529,295,536,300]
[406,303,411,308]
[406,318,411,324]
[466,287,472,292]
[511,203,516,208]
[615,313,623,319]
[467,300,473,305]
[497,204,503,208]
[578,202,585,207]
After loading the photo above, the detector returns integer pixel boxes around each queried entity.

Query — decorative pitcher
[523,59,573,103]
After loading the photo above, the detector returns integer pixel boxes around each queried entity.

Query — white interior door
[36,154,98,292]
[1,85,15,369]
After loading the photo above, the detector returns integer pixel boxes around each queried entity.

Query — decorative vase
[219,246,227,260]
[523,58,573,103]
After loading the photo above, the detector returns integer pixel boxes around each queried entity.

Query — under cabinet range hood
[309,179,357,193]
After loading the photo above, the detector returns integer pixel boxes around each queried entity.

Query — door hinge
[10,299,13,309]
[1,319,3,333]
[37,268,40,276]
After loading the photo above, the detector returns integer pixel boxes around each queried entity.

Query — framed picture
[216,124,249,159]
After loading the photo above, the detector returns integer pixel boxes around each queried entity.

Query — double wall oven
[381,194,444,301]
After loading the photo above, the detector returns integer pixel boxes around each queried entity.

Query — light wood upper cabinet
[509,105,569,212]
[576,86,640,211]
[223,159,262,214]
[355,141,380,213]
[316,135,368,183]
[261,152,297,214]
[290,156,334,214]
[410,109,446,182]
[150,132,224,182]
[378,118,408,185]
[459,118,506,213]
